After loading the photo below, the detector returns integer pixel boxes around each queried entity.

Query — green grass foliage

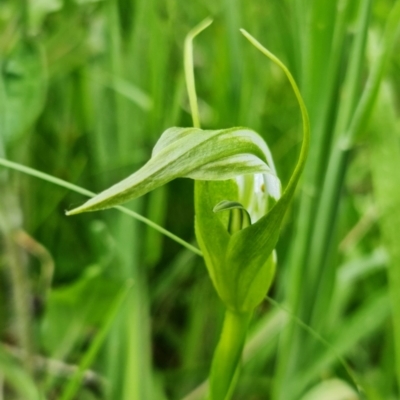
[1,0,400,399]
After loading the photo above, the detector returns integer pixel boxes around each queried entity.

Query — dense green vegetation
[1,1,400,399]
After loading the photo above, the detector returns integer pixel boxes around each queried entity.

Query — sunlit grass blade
[306,0,372,330]
[370,83,400,393]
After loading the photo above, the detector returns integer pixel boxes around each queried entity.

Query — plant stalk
[208,309,252,400]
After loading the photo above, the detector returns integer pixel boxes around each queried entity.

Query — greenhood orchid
[66,32,308,314]
[66,22,309,400]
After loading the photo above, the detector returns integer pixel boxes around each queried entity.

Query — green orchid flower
[66,123,282,311]
[66,21,309,400]
[194,173,280,314]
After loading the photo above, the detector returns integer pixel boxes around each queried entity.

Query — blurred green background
[1,0,400,399]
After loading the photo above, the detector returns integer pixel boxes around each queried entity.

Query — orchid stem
[208,310,252,400]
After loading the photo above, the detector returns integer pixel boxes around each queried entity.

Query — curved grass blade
[0,157,202,256]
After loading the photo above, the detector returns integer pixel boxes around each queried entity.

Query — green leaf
[66,126,278,215]
[41,266,122,354]
[59,280,132,400]
[0,40,47,142]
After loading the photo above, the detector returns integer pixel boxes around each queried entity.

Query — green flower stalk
[66,20,309,400]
